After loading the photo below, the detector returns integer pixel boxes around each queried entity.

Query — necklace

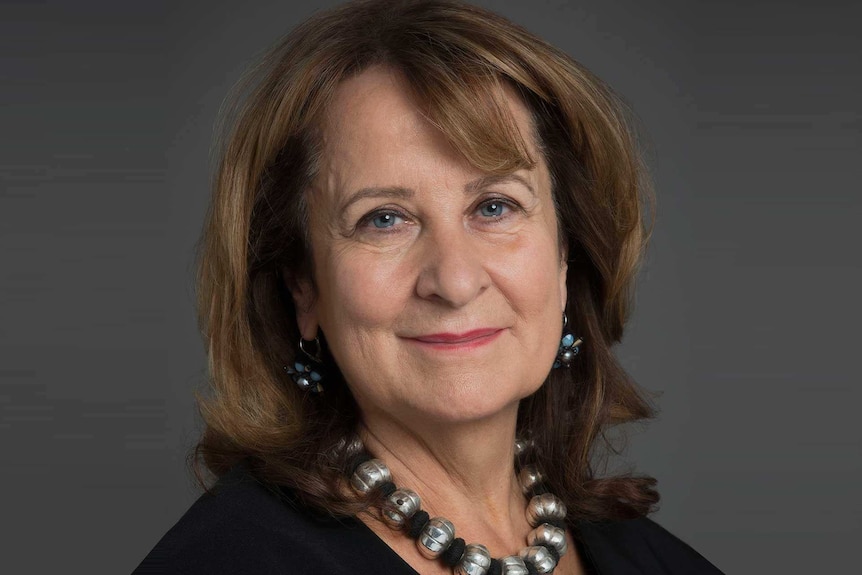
[347,439,568,575]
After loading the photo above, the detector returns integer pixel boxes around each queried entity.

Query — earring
[553,313,583,369]
[285,336,325,393]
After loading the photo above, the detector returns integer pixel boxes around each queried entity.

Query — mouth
[406,328,505,351]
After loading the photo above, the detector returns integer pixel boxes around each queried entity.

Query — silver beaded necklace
[348,439,569,575]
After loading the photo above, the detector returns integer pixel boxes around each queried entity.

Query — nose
[415,225,490,307]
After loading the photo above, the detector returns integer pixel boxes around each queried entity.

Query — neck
[357,401,532,554]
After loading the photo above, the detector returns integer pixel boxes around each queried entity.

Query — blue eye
[479,201,509,218]
[370,212,403,229]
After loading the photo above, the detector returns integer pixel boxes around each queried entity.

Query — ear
[283,269,319,340]
[558,246,569,313]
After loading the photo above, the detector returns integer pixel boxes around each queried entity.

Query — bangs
[399,61,539,175]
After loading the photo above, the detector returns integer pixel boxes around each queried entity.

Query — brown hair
[194,0,658,521]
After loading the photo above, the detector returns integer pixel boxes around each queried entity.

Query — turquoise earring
[285,336,325,393]
[553,313,583,369]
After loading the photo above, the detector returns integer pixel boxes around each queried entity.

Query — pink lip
[407,328,504,350]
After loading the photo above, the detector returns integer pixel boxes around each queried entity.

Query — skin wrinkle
[292,65,581,573]
[336,172,537,229]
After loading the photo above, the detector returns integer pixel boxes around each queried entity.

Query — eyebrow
[466,173,535,198]
[337,173,536,217]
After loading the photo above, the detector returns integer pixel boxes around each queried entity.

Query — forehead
[316,66,543,189]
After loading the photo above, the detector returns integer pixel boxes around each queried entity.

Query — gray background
[2,0,859,573]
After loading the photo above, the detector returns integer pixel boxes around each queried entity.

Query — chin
[406,377,537,424]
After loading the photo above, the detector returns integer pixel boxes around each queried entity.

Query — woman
[135,1,722,573]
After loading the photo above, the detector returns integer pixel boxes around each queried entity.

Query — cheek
[318,246,408,330]
[494,232,565,370]
[496,232,564,312]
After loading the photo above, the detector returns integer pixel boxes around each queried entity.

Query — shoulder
[132,464,398,575]
[576,516,724,575]
[132,465,298,574]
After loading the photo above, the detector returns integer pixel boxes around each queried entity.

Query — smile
[405,328,505,351]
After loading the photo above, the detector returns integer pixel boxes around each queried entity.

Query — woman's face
[293,66,567,426]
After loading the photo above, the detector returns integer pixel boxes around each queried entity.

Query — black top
[133,465,723,574]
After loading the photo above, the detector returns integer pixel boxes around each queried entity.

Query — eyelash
[358,197,521,233]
